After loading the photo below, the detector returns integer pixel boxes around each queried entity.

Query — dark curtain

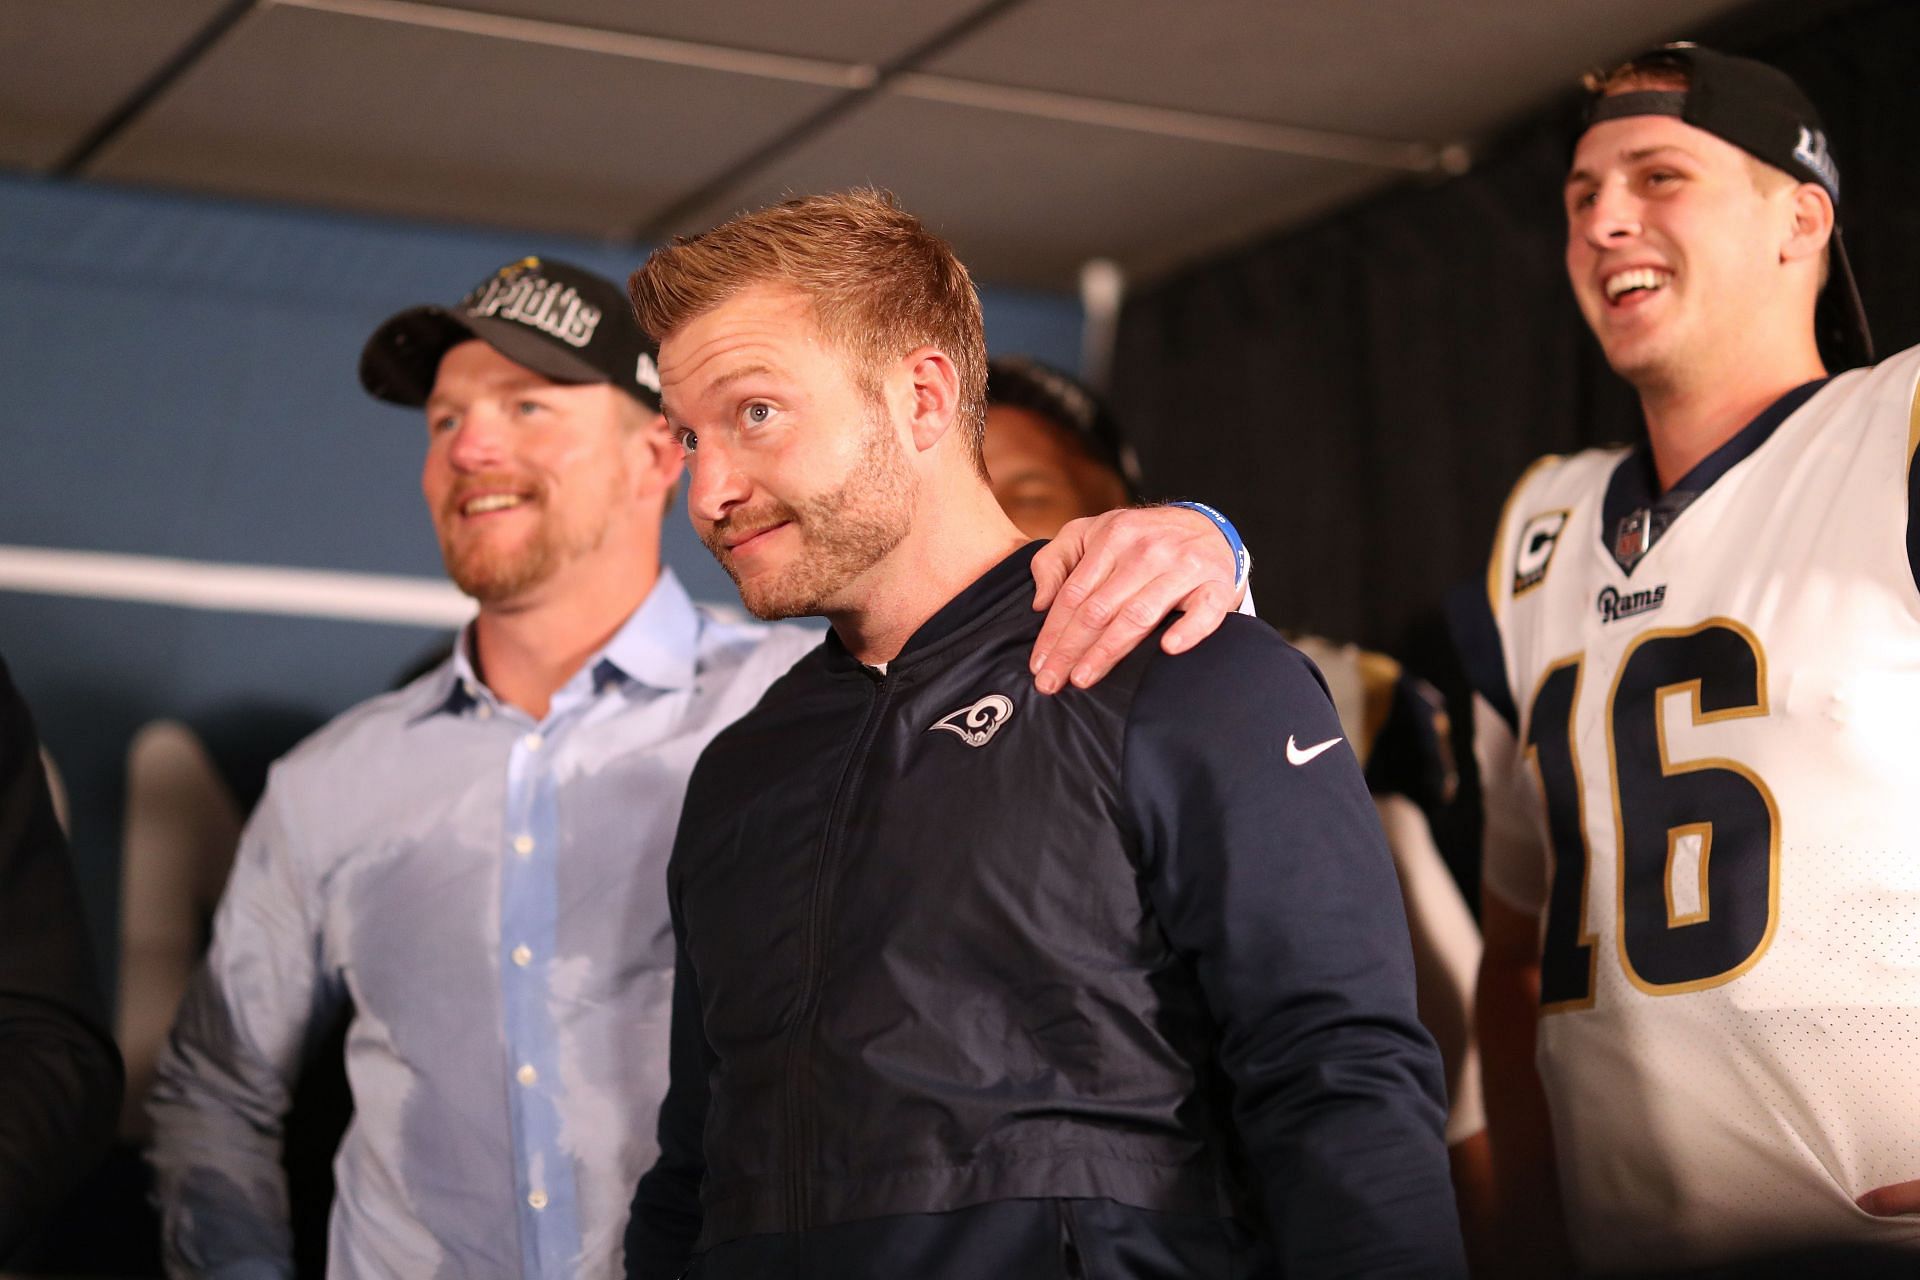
[1113,0,1920,657]
[1109,0,1920,893]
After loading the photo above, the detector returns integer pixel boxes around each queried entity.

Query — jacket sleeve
[0,657,122,1263]
[147,763,339,1280]
[1122,619,1465,1277]
[624,932,712,1280]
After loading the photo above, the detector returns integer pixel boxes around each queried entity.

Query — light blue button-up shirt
[150,571,820,1279]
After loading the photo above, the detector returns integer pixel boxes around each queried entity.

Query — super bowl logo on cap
[1792,126,1839,196]
[463,267,602,349]
[1513,510,1569,596]
[635,352,660,394]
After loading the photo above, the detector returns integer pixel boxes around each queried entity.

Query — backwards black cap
[986,356,1143,500]
[359,257,662,410]
[1582,44,1872,366]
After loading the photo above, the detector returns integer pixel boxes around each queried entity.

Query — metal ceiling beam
[889,72,1441,172]
[633,0,1032,239]
[277,0,874,90]
[55,0,266,175]
[266,0,1449,186]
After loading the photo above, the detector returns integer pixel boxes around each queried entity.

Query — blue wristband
[1166,501,1251,590]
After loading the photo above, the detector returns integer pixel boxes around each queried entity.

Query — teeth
[464,494,524,515]
[1606,267,1670,301]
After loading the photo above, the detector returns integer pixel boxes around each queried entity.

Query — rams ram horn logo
[929,694,1015,748]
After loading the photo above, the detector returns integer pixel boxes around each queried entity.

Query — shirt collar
[1604,377,1829,533]
[595,568,702,693]
[422,568,704,720]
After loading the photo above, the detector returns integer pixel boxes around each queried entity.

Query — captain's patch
[1514,510,1570,596]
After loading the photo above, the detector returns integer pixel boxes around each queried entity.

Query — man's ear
[1781,182,1835,267]
[632,410,686,497]
[900,346,962,454]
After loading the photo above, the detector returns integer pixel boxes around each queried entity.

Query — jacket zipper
[784,667,891,1235]
[1056,1200,1090,1279]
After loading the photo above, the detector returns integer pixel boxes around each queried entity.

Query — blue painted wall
[0,174,1083,980]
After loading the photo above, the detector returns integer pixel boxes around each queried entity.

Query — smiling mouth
[458,493,529,517]
[724,521,790,553]
[1605,267,1672,303]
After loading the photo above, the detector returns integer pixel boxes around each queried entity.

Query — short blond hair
[1583,54,1690,98]
[628,188,988,472]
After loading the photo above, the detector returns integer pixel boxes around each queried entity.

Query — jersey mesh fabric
[1479,348,1920,1271]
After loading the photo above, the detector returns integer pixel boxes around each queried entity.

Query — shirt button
[524,732,544,751]
[528,1190,548,1211]
[476,703,493,720]
[517,1064,538,1086]
[511,944,532,967]
[513,835,534,856]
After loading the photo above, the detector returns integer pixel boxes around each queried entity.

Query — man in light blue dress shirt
[147,257,1249,1278]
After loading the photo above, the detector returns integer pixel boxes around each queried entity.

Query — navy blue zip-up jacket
[627,545,1462,1279]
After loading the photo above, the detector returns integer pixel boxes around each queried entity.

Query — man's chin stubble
[443,542,553,605]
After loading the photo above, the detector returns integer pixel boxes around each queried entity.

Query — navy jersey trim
[1906,378,1920,601]
[1602,378,1830,574]
[1445,580,1515,733]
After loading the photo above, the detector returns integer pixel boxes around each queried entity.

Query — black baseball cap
[986,356,1143,500]
[1581,44,1873,366]
[359,256,662,409]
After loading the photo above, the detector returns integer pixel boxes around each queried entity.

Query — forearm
[148,1020,299,1279]
[1238,1033,1462,1276]
[146,771,330,1278]
[1475,897,1570,1275]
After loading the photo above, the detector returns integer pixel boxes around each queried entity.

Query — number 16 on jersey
[1525,618,1780,1010]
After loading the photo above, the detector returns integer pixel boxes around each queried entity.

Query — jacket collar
[822,542,1044,676]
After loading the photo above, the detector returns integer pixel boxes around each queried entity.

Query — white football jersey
[1474,347,1920,1272]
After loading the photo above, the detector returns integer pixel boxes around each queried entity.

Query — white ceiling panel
[406,0,990,65]
[922,0,1757,143]
[0,0,232,169]
[85,4,843,240]
[1,0,1832,292]
[667,94,1401,289]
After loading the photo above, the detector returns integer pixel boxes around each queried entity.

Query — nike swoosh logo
[1286,734,1343,766]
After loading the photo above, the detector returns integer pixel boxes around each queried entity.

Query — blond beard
[437,467,624,605]
[704,408,916,620]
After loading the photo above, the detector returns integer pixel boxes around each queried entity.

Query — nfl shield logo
[1614,510,1650,571]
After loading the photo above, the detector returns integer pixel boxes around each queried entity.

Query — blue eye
[676,428,699,453]
[744,403,774,426]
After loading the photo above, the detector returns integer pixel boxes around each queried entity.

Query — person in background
[148,256,1250,1278]
[0,650,122,1263]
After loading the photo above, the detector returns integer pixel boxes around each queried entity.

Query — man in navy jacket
[625,189,1463,1279]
